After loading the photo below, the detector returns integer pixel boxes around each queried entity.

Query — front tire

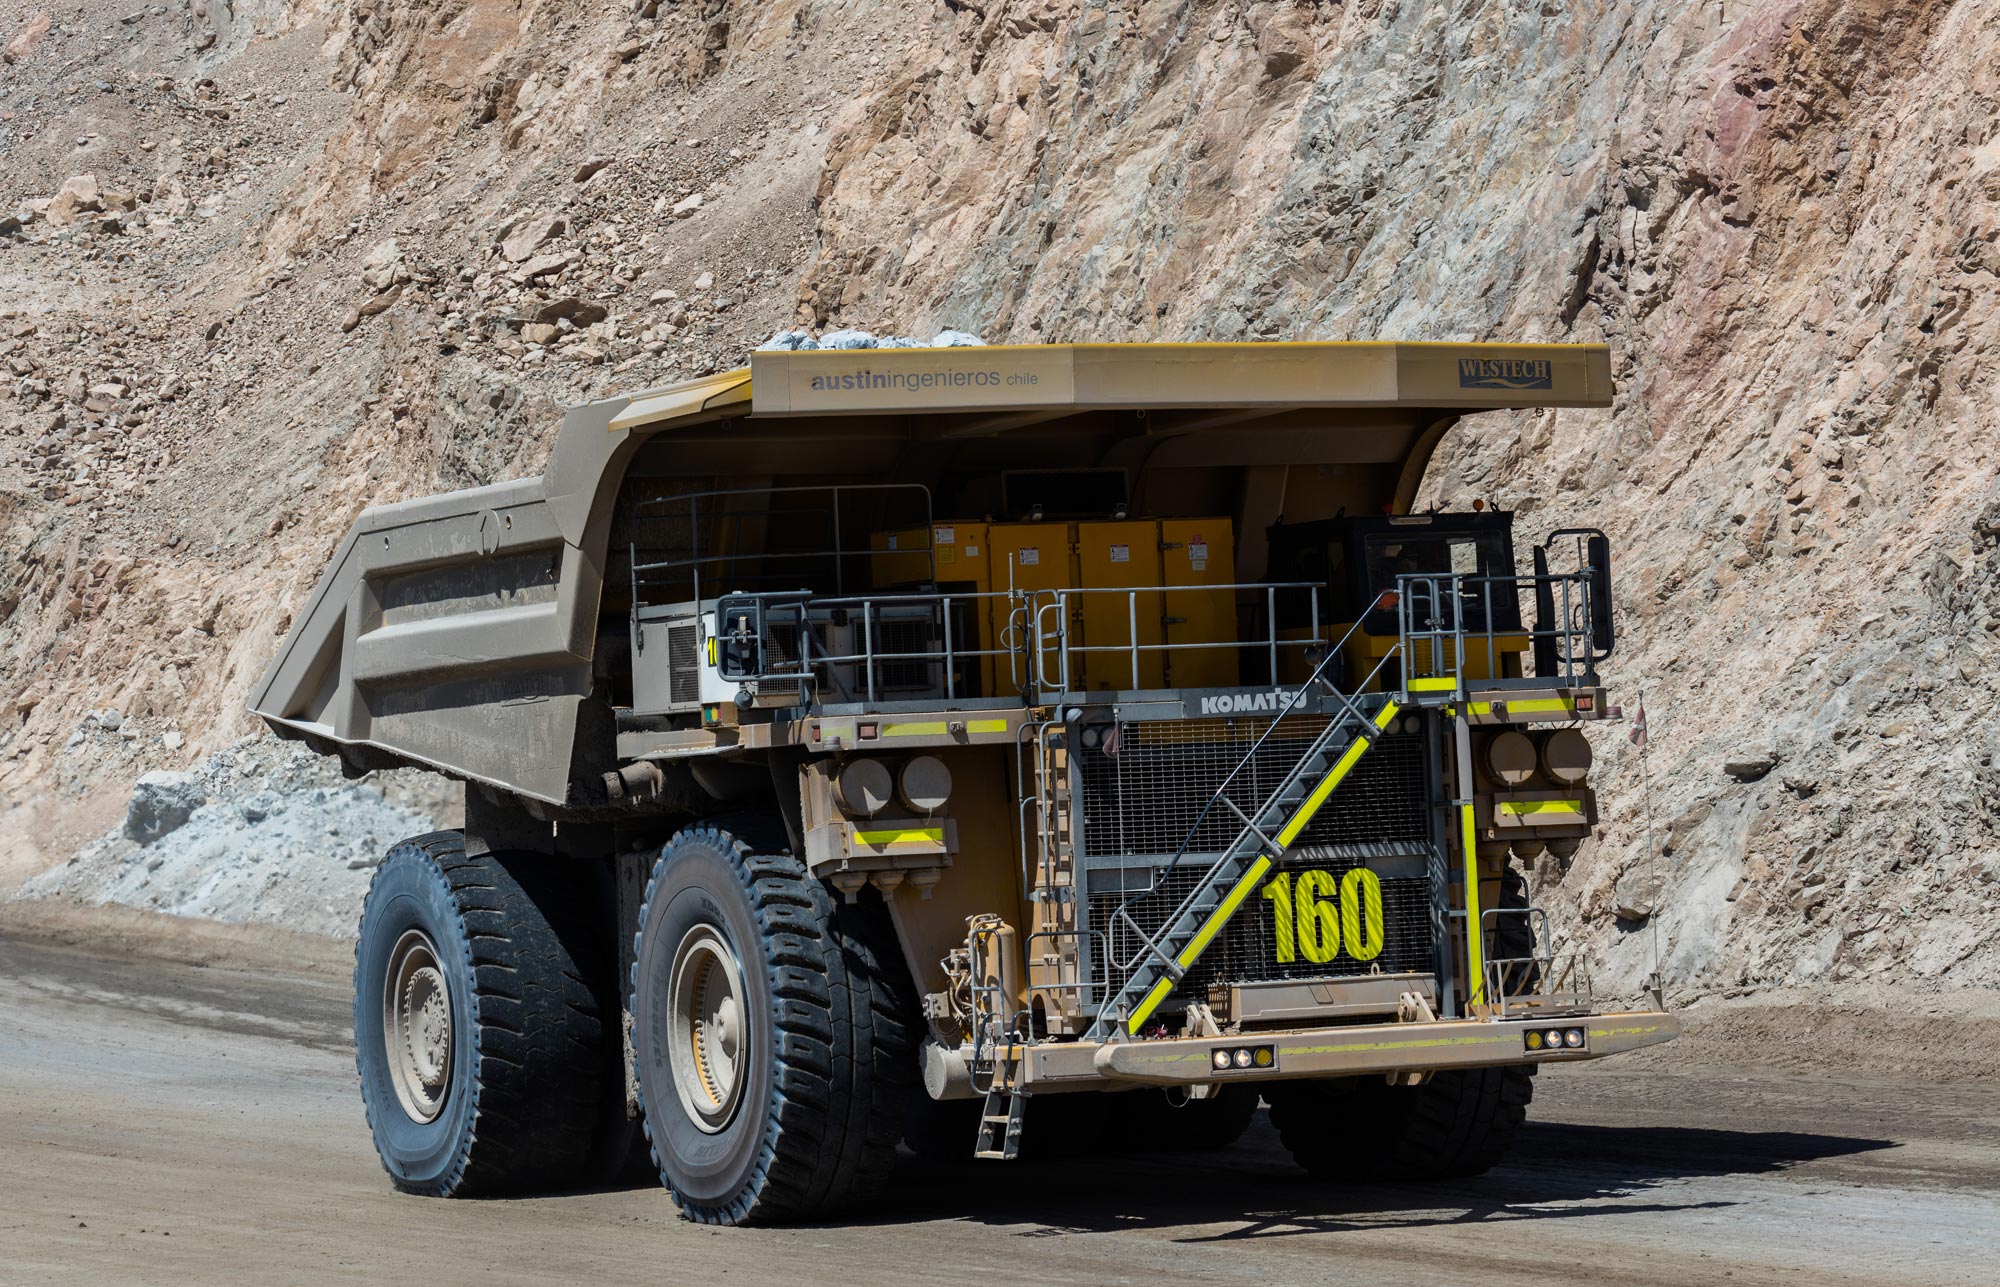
[353,832,610,1196]
[632,818,916,1224]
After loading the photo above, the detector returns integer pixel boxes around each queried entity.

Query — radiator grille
[666,622,700,707]
[1092,849,1434,1006]
[1077,716,1427,858]
[872,616,939,692]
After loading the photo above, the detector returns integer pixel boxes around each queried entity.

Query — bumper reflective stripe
[1408,677,1458,692]
[966,719,1009,734]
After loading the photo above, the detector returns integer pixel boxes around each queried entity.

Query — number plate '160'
[1258,867,1386,965]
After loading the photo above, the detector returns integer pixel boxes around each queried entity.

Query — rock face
[0,2,1994,991]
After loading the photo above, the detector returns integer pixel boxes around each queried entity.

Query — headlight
[897,755,952,813]
[835,758,895,817]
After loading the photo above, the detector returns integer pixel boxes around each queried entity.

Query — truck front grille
[1092,849,1435,1006]
[1076,716,1428,859]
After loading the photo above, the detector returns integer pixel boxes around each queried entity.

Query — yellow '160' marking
[1260,867,1385,964]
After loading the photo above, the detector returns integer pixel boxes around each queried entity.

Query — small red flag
[1629,699,1648,748]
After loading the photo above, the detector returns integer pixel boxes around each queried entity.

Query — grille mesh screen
[1077,717,1427,858]
[667,623,699,707]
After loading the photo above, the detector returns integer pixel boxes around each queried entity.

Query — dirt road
[2,930,1995,1287]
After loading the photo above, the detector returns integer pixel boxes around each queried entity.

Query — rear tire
[1268,1064,1535,1182]
[353,832,610,1196]
[631,816,917,1224]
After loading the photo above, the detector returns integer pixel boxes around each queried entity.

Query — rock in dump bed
[757,328,985,351]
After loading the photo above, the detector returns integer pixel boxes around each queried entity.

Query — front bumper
[1016,1011,1679,1090]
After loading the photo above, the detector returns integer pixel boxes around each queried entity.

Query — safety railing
[1394,564,1605,694]
[708,588,1029,703]
[1029,581,1329,694]
[1479,906,1594,1019]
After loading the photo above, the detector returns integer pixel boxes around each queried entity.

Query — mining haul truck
[251,341,1677,1224]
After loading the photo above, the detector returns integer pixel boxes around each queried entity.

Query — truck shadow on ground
[857,1115,1898,1240]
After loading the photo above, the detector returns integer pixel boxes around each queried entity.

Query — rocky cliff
[1,0,1994,990]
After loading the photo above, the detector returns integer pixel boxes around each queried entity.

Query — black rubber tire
[1269,1064,1535,1181]
[632,816,917,1224]
[1103,1086,1260,1153]
[353,831,609,1196]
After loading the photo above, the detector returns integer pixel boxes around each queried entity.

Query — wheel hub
[384,929,453,1123]
[667,925,749,1133]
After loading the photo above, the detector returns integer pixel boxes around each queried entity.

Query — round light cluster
[1212,1050,1232,1070]
[1525,1026,1588,1054]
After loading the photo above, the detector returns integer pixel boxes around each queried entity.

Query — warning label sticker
[1110,544,1130,563]
[935,525,955,544]
[1019,547,1039,566]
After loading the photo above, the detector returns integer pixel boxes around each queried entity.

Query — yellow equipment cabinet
[1158,519,1238,689]
[1074,520,1166,690]
[986,521,1074,692]
[867,525,934,589]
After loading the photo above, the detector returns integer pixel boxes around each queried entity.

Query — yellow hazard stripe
[1408,677,1459,692]
[1273,702,1398,848]
[1498,799,1584,818]
[1468,698,1574,716]
[879,718,1009,737]
[1176,855,1273,968]
[851,826,945,846]
[1462,803,1484,1006]
[1127,854,1274,1034]
[1127,977,1176,1036]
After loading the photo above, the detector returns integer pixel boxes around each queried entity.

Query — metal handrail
[1395,568,1602,690]
[1028,580,1327,694]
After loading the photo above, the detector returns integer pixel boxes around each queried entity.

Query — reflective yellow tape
[882,721,948,737]
[1461,803,1484,1006]
[966,719,1009,734]
[851,826,945,846]
[1469,698,1574,717]
[1176,854,1274,968]
[1408,677,1459,692]
[706,637,718,665]
[1373,700,1401,730]
[1498,799,1584,819]
[1126,976,1177,1035]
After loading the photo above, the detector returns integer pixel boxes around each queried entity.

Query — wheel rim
[383,928,453,1124]
[667,924,748,1133]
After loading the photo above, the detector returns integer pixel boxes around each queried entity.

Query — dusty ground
[2,910,1995,1287]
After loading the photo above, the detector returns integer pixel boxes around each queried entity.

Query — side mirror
[1585,533,1613,657]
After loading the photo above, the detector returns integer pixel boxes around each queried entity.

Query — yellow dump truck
[252,341,1675,1224]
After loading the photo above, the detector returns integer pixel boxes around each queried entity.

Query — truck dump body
[251,342,1612,804]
